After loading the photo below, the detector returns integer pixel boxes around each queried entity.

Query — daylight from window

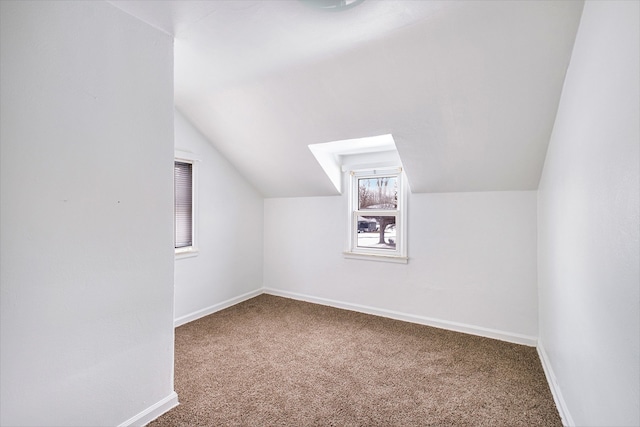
[308,134,406,261]
[356,176,398,250]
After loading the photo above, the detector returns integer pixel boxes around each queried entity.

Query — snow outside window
[345,168,407,263]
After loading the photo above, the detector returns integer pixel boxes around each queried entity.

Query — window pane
[175,161,193,248]
[356,215,396,250]
[358,176,397,210]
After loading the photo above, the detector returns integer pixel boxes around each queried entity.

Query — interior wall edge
[262,287,538,347]
[117,391,178,427]
[537,342,574,427]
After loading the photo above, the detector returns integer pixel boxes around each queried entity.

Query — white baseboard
[537,343,574,427]
[262,288,538,347]
[174,288,262,327]
[118,391,178,427]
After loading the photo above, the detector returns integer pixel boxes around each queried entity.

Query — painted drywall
[173,110,263,325]
[537,1,640,426]
[264,191,538,342]
[0,2,176,426]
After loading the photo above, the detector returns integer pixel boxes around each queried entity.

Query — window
[345,168,408,263]
[307,134,407,263]
[174,151,199,258]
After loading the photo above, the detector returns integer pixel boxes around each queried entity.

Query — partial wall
[0,2,176,425]
[537,1,640,425]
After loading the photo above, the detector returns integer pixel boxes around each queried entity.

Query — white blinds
[174,161,193,248]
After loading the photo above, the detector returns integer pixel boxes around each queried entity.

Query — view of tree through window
[358,177,398,209]
[357,177,398,249]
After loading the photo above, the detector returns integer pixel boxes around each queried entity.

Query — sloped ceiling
[109,0,584,197]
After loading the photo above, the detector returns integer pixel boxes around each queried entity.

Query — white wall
[174,110,263,325]
[537,1,640,426]
[264,191,538,343]
[0,2,176,426]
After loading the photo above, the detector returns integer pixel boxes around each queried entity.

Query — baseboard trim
[174,289,262,327]
[537,343,574,427]
[117,391,178,427]
[263,288,537,347]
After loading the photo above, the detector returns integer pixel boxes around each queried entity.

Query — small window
[174,151,199,257]
[345,168,407,262]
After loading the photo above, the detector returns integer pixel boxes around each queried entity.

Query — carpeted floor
[149,294,562,426]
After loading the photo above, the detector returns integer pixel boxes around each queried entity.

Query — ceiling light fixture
[300,0,365,12]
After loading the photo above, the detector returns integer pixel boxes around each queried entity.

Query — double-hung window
[307,133,407,263]
[174,151,199,258]
[346,168,407,263]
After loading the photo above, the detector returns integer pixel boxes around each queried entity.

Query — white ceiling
[109,0,584,197]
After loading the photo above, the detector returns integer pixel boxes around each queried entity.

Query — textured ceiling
[110,0,584,197]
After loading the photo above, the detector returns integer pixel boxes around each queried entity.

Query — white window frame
[344,167,408,263]
[175,150,199,259]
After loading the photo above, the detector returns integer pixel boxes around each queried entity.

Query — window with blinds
[174,160,193,249]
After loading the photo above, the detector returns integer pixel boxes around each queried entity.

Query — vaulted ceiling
[109,0,584,197]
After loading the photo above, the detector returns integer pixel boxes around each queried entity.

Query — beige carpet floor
[150,294,561,426]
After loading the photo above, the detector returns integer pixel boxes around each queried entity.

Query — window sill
[175,248,199,260]
[343,251,408,264]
